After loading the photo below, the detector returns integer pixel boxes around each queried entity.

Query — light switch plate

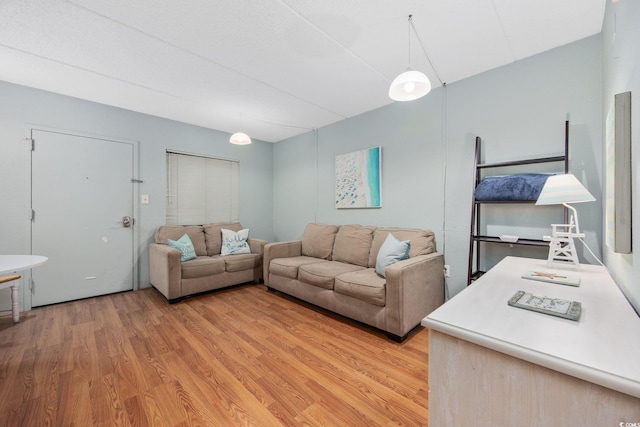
[141,194,150,204]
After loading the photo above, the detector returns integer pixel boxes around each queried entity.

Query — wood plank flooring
[0,284,429,426]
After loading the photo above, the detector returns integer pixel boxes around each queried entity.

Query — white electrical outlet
[444,265,451,278]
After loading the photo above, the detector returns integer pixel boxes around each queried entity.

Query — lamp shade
[229,132,251,145]
[535,174,595,205]
[389,69,431,101]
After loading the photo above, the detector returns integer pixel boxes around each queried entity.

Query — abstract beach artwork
[335,146,381,208]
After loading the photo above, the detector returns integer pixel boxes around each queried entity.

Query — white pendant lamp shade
[229,132,251,145]
[389,69,432,101]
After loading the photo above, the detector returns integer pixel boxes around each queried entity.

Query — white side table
[0,255,48,322]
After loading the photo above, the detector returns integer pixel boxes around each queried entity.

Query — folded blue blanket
[474,173,552,201]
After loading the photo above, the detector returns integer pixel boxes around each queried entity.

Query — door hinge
[31,209,35,222]
[25,137,34,150]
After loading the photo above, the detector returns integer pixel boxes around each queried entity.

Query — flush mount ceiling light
[229,132,251,145]
[389,14,432,102]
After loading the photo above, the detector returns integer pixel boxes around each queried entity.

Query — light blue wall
[602,0,640,313]
[0,81,274,298]
[0,28,616,308]
[274,90,445,239]
[274,35,603,297]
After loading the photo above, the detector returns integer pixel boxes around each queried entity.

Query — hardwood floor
[0,284,429,426]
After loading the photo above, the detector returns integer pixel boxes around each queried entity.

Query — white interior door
[31,129,134,306]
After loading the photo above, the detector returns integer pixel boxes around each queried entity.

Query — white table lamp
[536,174,595,268]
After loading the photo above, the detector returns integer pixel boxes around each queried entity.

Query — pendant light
[230,113,252,145]
[229,132,251,145]
[389,15,432,101]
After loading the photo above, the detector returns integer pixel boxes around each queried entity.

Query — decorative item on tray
[522,271,581,286]
[508,290,581,321]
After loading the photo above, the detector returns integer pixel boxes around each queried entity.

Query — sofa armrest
[248,238,268,255]
[263,240,302,287]
[149,243,183,301]
[384,252,445,337]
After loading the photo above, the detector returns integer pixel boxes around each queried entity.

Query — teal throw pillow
[221,228,251,256]
[167,233,197,262]
[375,233,411,277]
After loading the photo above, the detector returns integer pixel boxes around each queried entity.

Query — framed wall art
[335,146,381,209]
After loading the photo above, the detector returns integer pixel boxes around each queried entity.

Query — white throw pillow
[375,233,410,277]
[221,228,251,256]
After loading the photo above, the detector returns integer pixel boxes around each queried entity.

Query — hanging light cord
[441,82,450,300]
[409,16,444,86]
[406,15,413,69]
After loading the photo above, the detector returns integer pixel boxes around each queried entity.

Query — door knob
[121,216,133,228]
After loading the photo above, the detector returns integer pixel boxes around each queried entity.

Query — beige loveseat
[264,223,444,341]
[150,222,266,302]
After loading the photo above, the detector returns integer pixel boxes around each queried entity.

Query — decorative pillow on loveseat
[156,225,207,256]
[167,233,198,262]
[221,228,251,255]
[204,222,243,256]
[375,233,410,277]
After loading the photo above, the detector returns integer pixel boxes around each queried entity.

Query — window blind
[166,151,239,225]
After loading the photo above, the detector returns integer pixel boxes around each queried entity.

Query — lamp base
[543,224,585,270]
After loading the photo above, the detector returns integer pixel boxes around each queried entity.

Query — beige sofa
[264,223,445,341]
[150,222,266,302]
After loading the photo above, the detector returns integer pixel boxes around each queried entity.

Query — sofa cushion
[301,223,339,260]
[220,253,262,273]
[269,256,325,279]
[298,261,365,290]
[181,256,225,279]
[335,269,386,306]
[204,222,243,256]
[332,224,375,267]
[368,227,436,267]
[156,225,207,257]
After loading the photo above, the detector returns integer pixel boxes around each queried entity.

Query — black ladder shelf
[467,121,570,285]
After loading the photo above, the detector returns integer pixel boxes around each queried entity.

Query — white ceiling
[0,0,606,142]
